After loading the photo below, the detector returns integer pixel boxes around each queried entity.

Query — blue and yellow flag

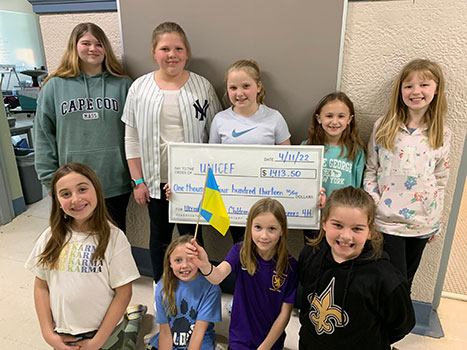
[200,167,230,235]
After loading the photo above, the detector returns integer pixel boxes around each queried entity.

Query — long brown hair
[160,235,196,316]
[240,198,290,277]
[38,163,112,269]
[308,186,383,260]
[44,22,126,84]
[375,59,447,150]
[306,92,366,161]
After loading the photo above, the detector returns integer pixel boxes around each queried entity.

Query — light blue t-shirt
[151,274,222,350]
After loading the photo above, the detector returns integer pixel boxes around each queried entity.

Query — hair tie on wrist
[200,263,213,277]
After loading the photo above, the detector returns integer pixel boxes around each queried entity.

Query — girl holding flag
[147,235,222,350]
[186,197,298,350]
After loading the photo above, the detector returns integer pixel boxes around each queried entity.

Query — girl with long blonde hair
[364,58,450,290]
[34,23,132,232]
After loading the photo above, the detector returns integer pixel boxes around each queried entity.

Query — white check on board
[168,143,324,230]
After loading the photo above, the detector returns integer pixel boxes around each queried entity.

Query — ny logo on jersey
[308,277,349,335]
[193,99,209,121]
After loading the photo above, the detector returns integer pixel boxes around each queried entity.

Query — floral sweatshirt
[364,118,450,237]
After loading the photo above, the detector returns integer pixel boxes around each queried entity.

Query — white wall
[341,0,467,302]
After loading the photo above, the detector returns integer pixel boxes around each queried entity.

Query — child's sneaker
[144,332,158,349]
[225,299,233,315]
[125,304,148,320]
[215,343,228,350]
[145,343,157,350]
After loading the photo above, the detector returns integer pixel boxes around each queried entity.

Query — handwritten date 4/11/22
[277,151,311,164]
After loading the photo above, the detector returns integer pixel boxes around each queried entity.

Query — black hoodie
[298,241,415,350]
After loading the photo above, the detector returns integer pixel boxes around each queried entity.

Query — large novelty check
[168,143,324,229]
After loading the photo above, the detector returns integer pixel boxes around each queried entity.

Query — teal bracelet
[131,178,144,188]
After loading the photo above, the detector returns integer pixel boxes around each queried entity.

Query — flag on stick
[197,167,230,236]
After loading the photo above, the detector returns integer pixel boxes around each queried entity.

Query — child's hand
[45,333,80,350]
[318,188,326,209]
[186,238,210,270]
[163,183,171,201]
[428,235,438,244]
[133,182,150,206]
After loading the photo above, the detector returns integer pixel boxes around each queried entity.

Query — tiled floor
[1,197,466,349]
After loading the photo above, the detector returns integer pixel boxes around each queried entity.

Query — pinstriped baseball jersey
[122,71,222,198]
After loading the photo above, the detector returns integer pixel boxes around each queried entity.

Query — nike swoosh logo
[241,266,248,270]
[232,127,257,138]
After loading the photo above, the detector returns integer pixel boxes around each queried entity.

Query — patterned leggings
[59,317,142,350]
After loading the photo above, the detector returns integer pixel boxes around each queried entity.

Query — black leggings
[383,233,429,290]
[105,192,131,233]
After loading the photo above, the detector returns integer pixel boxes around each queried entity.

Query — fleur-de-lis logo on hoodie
[308,277,349,335]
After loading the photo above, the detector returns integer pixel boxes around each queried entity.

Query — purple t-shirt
[225,243,298,350]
